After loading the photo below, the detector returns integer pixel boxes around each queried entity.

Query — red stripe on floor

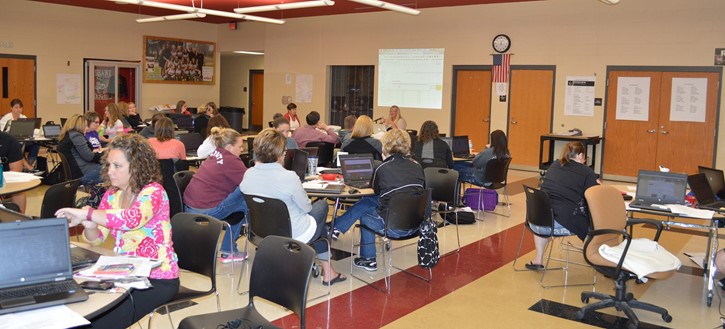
[273,223,535,328]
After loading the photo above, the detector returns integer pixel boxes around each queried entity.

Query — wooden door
[0,56,35,117]
[507,68,555,167]
[602,71,662,177]
[249,70,264,131]
[656,71,718,174]
[453,69,491,151]
[603,69,719,178]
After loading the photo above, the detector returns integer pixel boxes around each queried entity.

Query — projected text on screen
[377,48,444,110]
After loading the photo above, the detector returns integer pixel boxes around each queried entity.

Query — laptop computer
[0,218,88,315]
[451,136,474,159]
[171,115,193,130]
[0,207,31,223]
[629,170,688,212]
[688,173,725,211]
[285,149,309,182]
[16,118,41,130]
[69,245,102,271]
[42,124,61,140]
[176,132,203,157]
[698,166,725,200]
[7,119,36,139]
[340,154,375,189]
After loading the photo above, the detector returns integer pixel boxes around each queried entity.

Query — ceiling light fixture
[598,0,621,4]
[109,0,286,24]
[136,12,206,23]
[234,0,334,14]
[348,0,420,16]
[233,51,265,55]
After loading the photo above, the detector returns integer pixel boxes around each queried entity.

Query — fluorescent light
[233,51,265,55]
[349,0,420,15]
[136,13,206,23]
[108,0,286,24]
[598,0,621,4]
[234,0,334,14]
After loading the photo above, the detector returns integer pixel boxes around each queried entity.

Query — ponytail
[559,142,585,165]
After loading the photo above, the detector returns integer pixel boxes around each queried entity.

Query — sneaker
[330,228,341,241]
[220,251,248,263]
[353,257,377,272]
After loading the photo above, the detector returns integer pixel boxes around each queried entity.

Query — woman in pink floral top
[57,134,179,328]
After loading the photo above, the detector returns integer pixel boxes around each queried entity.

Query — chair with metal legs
[463,157,512,217]
[512,185,595,288]
[424,167,461,255]
[350,188,432,292]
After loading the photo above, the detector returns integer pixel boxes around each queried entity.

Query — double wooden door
[0,56,35,117]
[602,69,720,178]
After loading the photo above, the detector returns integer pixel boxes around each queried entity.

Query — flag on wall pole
[492,53,510,96]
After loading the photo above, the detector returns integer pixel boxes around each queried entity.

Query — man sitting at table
[330,129,425,272]
[0,131,27,212]
[291,111,339,147]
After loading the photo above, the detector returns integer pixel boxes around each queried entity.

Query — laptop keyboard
[347,181,370,189]
[0,281,77,299]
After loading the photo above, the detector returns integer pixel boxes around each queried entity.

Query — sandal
[525,261,544,271]
[322,273,347,286]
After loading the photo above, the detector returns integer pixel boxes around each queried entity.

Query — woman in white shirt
[196,115,232,158]
[385,105,407,130]
[102,103,125,140]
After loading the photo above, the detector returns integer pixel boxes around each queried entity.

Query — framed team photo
[143,35,216,84]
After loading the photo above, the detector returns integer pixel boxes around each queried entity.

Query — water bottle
[468,139,473,153]
[0,163,4,188]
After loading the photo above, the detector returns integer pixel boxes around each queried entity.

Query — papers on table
[683,252,706,269]
[0,305,89,329]
[76,256,161,280]
[3,172,41,183]
[664,204,714,219]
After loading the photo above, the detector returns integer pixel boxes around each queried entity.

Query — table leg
[706,221,718,306]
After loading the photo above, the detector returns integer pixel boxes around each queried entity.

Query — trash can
[219,106,245,132]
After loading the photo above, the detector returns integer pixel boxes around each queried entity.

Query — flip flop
[322,273,347,286]
[525,261,544,271]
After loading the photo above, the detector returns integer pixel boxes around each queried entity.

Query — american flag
[492,54,510,83]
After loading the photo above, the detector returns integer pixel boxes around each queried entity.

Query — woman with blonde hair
[57,114,102,185]
[183,127,249,262]
[148,117,186,160]
[341,115,383,160]
[384,105,406,130]
[102,102,125,140]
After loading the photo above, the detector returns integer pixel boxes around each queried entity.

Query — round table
[0,178,42,196]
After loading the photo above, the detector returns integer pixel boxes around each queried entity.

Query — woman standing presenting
[56,134,179,328]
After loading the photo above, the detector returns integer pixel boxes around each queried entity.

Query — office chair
[237,194,328,299]
[40,179,81,239]
[424,167,461,254]
[173,170,241,277]
[158,159,183,217]
[464,157,512,217]
[343,138,382,161]
[178,236,315,329]
[575,185,675,328]
[414,157,448,169]
[305,141,335,167]
[512,185,595,288]
[147,213,224,329]
[350,188,432,292]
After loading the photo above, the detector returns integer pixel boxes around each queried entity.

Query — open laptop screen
[0,218,72,288]
[634,170,688,205]
[42,124,62,139]
[698,166,725,199]
[451,136,469,154]
[340,155,374,183]
[8,120,36,138]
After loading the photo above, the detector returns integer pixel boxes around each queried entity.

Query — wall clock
[492,34,511,53]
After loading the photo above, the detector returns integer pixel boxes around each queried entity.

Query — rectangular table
[539,134,601,174]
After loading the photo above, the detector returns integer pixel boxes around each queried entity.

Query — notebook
[451,136,473,159]
[302,181,345,194]
[339,154,375,189]
[7,120,36,139]
[629,170,688,212]
[0,218,88,315]
[177,132,203,157]
[698,166,725,200]
[42,124,61,139]
[687,173,725,211]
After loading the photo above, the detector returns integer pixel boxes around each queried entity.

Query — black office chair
[54,151,73,183]
[424,168,461,254]
[575,185,675,328]
[512,185,594,288]
[238,194,328,297]
[414,157,448,169]
[305,141,335,167]
[178,236,315,329]
[40,179,81,239]
[158,159,183,217]
[351,188,432,292]
[464,157,512,217]
[246,137,255,157]
[147,213,224,329]
[173,170,241,277]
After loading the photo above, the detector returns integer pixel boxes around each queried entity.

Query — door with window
[85,60,140,120]
[0,55,36,117]
[602,68,720,178]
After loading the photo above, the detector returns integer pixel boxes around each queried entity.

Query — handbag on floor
[417,217,440,269]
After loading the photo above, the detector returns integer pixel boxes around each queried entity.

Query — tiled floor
[25,169,725,328]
